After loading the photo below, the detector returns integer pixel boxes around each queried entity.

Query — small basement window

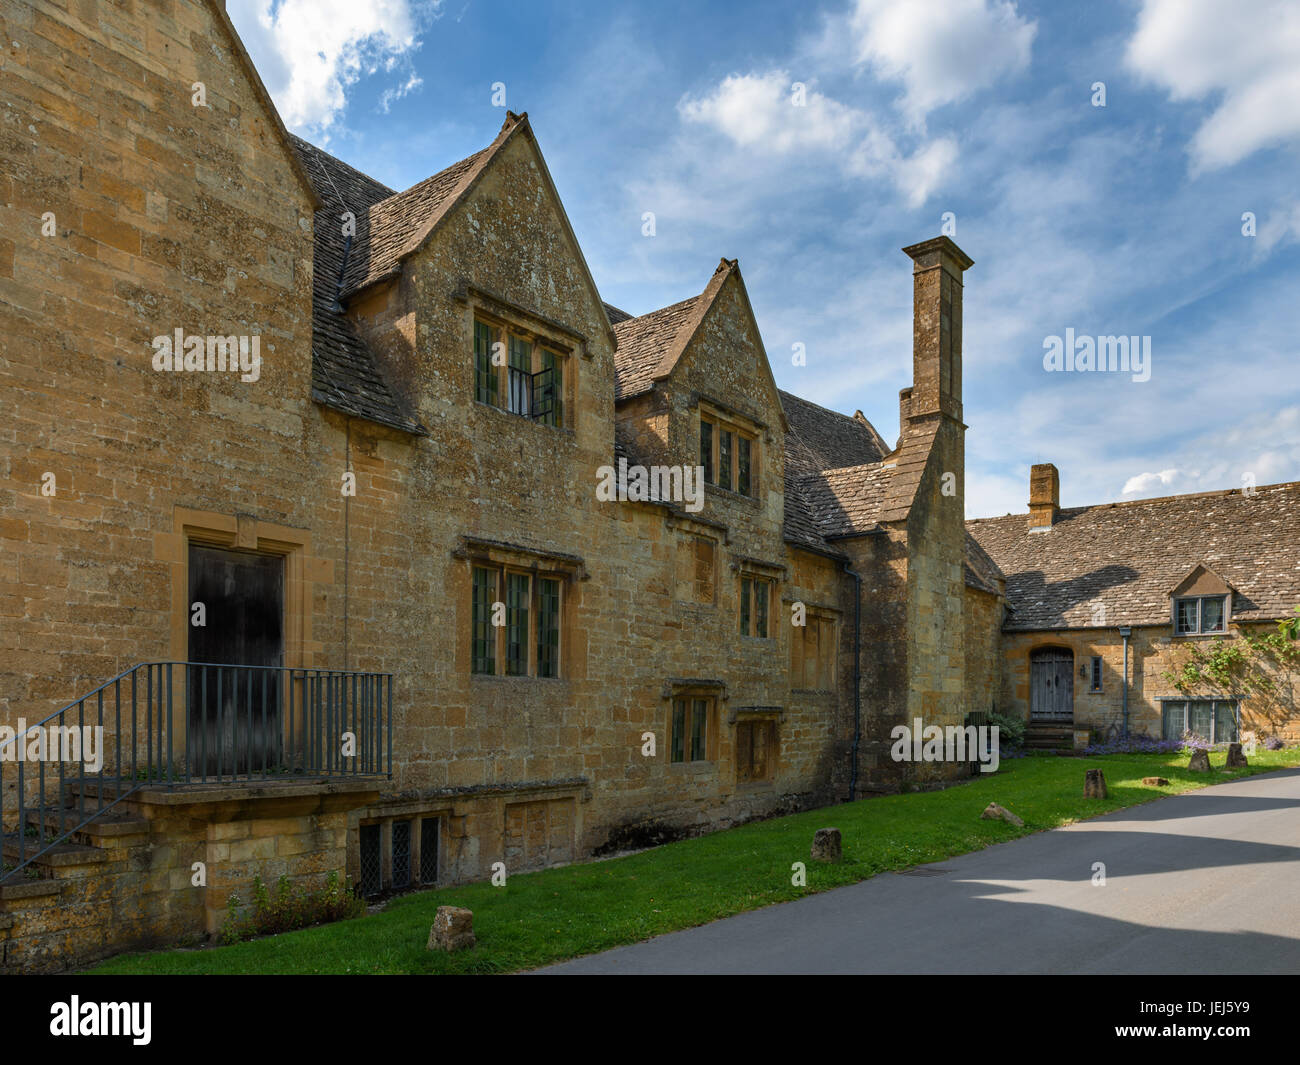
[357,814,440,899]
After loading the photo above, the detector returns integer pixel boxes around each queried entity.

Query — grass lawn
[88,748,1300,974]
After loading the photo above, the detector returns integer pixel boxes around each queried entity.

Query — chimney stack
[901,236,974,424]
[1029,463,1060,529]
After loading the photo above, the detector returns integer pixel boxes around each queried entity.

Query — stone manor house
[1,0,1298,971]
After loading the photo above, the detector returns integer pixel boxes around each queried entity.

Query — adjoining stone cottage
[968,467,1300,750]
[0,0,1297,972]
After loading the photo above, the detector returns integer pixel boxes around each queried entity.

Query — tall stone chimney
[1029,463,1060,529]
[901,236,974,424]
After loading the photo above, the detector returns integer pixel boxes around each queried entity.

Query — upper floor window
[700,415,756,497]
[1174,595,1227,636]
[740,576,773,638]
[471,564,562,678]
[474,318,564,427]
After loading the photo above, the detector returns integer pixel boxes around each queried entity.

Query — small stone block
[810,827,841,863]
[980,802,1023,827]
[1225,743,1249,768]
[1187,748,1212,772]
[1142,776,1170,786]
[427,905,476,952]
[1084,768,1108,799]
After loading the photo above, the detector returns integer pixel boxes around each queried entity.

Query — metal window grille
[508,336,532,415]
[359,823,382,897]
[530,363,557,425]
[419,817,439,884]
[391,819,411,890]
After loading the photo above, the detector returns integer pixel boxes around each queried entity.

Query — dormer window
[474,317,564,427]
[1174,595,1227,636]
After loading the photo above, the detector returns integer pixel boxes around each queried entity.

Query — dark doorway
[187,545,285,776]
[1030,647,1074,722]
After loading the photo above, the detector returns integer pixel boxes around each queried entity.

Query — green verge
[87,749,1300,975]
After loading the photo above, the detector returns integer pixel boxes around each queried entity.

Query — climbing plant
[1163,608,1300,734]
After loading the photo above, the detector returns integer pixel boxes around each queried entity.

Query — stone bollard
[1187,748,1211,772]
[1084,768,1108,799]
[1226,742,1249,768]
[811,828,842,863]
[427,906,476,952]
[980,802,1024,827]
[1142,776,1170,786]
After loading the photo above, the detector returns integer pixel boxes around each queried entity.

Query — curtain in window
[508,336,532,415]
[1201,597,1225,632]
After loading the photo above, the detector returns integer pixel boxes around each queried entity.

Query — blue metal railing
[1,662,393,882]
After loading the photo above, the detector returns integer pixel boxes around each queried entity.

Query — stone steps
[1026,723,1074,750]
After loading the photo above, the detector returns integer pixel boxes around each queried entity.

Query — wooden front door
[187,545,284,775]
[1030,648,1074,722]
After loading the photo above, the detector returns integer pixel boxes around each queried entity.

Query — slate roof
[966,481,1300,630]
[289,134,426,435]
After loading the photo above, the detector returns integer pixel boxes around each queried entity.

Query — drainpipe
[1119,626,1131,737]
[843,560,862,801]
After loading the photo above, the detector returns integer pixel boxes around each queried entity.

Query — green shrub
[989,709,1026,751]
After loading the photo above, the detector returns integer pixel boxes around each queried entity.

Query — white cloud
[227,0,438,136]
[678,70,955,206]
[678,71,858,153]
[849,0,1036,125]
[1125,0,1300,172]
[1121,468,1181,496]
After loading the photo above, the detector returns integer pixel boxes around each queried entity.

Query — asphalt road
[543,767,1300,974]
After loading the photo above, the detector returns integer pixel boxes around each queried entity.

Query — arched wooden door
[1030,648,1074,722]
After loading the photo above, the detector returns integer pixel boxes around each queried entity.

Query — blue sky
[229,0,1300,518]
